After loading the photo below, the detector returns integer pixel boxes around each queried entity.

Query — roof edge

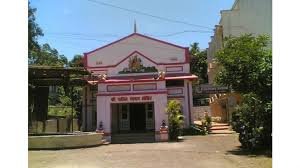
[84,33,188,56]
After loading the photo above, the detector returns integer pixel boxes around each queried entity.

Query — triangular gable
[91,51,158,69]
[84,33,186,55]
[84,33,189,68]
[117,51,158,74]
[117,50,158,66]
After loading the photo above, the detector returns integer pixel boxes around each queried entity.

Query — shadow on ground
[226,146,272,158]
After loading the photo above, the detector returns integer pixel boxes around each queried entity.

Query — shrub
[166,100,184,141]
[204,114,212,126]
[211,117,222,122]
[200,116,211,134]
[183,124,207,135]
[231,93,272,150]
[183,114,211,136]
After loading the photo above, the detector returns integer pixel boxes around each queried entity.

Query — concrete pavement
[29,134,271,168]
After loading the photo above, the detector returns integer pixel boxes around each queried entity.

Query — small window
[147,104,153,111]
[122,111,128,119]
[193,98,209,106]
[121,104,128,119]
[147,111,153,119]
[166,80,184,87]
[121,104,128,112]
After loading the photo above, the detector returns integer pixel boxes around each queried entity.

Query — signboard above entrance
[111,96,152,102]
[197,84,229,94]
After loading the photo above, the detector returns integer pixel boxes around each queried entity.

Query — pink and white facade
[83,33,197,142]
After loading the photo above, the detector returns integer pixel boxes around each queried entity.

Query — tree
[31,43,68,66]
[28,2,68,66]
[231,93,272,149]
[68,54,84,121]
[189,42,208,83]
[215,34,272,100]
[69,54,84,67]
[28,2,43,58]
[215,34,272,150]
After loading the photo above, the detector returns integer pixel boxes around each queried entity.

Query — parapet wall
[28,132,103,150]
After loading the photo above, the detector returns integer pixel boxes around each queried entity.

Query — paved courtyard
[28,134,271,168]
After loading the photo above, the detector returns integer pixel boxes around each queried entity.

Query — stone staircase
[111,133,155,144]
[209,122,236,134]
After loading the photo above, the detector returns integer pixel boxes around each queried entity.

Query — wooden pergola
[29,66,88,86]
[28,66,90,132]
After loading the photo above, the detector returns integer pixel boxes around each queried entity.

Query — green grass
[48,106,76,117]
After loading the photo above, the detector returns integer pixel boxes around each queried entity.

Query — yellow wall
[209,93,241,122]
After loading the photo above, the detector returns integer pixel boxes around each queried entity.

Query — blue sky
[31,0,234,60]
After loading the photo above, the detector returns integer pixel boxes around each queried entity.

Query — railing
[29,118,80,134]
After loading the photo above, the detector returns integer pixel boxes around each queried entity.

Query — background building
[207,0,272,122]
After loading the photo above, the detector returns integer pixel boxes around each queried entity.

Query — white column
[188,81,194,124]
[97,96,111,141]
[183,80,190,127]
[154,94,168,141]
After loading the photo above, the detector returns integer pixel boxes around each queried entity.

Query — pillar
[154,94,168,141]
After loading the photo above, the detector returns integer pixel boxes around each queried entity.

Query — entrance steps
[209,123,236,134]
[111,133,155,144]
[101,139,110,145]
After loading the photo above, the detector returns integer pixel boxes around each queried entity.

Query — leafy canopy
[215,34,272,100]
[189,42,208,83]
[69,54,84,67]
[28,2,68,67]
[30,43,68,66]
[28,2,43,56]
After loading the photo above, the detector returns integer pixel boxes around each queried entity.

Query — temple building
[82,31,197,142]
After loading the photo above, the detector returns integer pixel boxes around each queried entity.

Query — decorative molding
[119,54,158,74]
[133,83,157,91]
[107,84,131,92]
[167,95,185,98]
[167,88,184,95]
[166,66,183,72]
[97,90,167,96]
[98,78,164,84]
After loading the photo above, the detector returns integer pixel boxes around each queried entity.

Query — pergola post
[71,86,74,132]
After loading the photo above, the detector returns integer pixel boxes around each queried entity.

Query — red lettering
[118,97,128,101]
[142,96,152,100]
[130,97,140,101]
[114,96,152,102]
